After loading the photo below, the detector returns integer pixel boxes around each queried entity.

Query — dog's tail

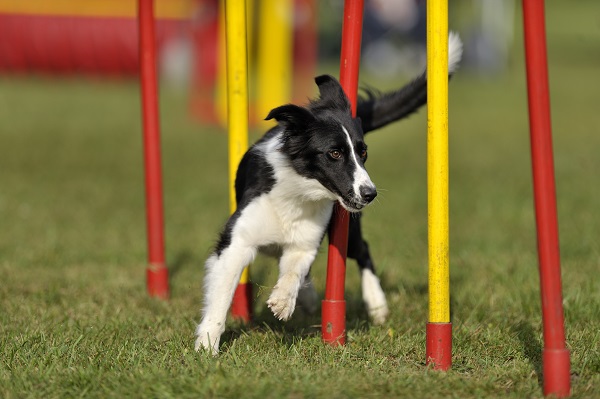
[357,32,463,134]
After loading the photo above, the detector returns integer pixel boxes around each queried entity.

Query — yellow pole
[215,0,228,126]
[256,0,293,126]
[427,0,449,324]
[217,0,254,127]
[225,0,250,287]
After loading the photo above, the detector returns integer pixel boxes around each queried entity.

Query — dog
[195,33,463,355]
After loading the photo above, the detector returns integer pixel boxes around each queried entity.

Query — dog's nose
[359,185,377,203]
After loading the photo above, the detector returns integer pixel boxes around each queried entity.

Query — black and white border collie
[196,33,463,355]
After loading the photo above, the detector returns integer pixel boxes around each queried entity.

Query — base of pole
[231,282,252,323]
[321,299,346,345]
[543,348,571,397]
[426,322,452,370]
[147,265,169,299]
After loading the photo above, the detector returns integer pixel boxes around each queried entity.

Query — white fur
[195,248,257,353]
[195,40,465,352]
[292,261,390,325]
[341,125,376,207]
[195,132,337,354]
[448,31,463,74]
[361,269,389,325]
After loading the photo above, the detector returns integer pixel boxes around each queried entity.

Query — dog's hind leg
[348,214,389,325]
[267,248,318,321]
[195,245,256,355]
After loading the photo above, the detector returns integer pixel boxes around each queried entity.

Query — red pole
[322,0,364,346]
[522,1,570,396]
[139,0,169,299]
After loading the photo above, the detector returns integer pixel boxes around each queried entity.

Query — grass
[1,1,599,397]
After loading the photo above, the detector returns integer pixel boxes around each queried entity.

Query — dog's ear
[315,75,351,112]
[265,104,314,129]
[266,104,316,157]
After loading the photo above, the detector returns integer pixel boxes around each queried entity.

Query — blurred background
[0,0,600,290]
[2,2,600,396]
[0,0,598,308]
[0,0,529,125]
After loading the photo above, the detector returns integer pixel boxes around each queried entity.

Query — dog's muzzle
[359,185,378,204]
[341,184,377,212]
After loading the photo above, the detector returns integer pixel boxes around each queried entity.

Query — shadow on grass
[218,282,374,351]
[169,250,196,279]
[381,273,461,323]
[511,320,543,388]
[190,248,383,352]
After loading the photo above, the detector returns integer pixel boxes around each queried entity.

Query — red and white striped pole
[522,0,570,396]
[322,0,364,346]
[138,0,169,299]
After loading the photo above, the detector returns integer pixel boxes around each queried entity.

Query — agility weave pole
[522,0,571,396]
[139,0,169,299]
[321,0,364,346]
[256,0,293,129]
[225,0,253,322]
[425,0,451,370]
[195,0,314,128]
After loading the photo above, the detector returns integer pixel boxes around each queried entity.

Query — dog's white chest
[235,192,333,250]
[275,197,334,247]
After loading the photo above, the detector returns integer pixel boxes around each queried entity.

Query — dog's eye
[328,150,342,160]
[360,149,368,160]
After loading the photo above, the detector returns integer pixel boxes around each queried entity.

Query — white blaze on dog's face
[310,120,377,212]
[266,75,377,212]
[340,124,377,211]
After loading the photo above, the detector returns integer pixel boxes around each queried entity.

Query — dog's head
[265,75,377,212]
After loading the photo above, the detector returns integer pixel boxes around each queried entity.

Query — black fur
[215,149,276,256]
[266,75,371,211]
[219,69,448,293]
[221,66,454,311]
[357,71,427,134]
[196,36,463,354]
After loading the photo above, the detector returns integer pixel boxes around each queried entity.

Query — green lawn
[1,1,599,398]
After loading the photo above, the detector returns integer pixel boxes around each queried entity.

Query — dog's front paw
[195,325,221,356]
[267,285,298,321]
